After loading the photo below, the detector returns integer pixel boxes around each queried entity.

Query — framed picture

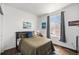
[23,22,32,29]
[42,22,46,29]
[68,20,79,26]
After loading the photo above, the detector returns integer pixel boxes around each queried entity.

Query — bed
[16,31,55,55]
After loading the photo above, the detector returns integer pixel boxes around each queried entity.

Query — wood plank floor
[1,45,78,55]
[53,45,77,55]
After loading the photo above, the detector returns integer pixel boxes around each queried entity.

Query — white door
[0,14,2,54]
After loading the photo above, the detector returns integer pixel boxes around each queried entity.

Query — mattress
[19,36,55,55]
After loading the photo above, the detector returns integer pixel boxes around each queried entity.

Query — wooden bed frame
[16,31,33,50]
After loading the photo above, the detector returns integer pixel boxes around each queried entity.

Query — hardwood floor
[53,45,77,55]
[1,45,78,55]
[1,48,18,55]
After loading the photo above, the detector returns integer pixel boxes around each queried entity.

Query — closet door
[0,14,2,54]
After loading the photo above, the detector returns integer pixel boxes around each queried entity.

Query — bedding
[19,36,55,55]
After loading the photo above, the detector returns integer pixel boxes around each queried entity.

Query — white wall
[39,4,79,50]
[64,3,79,50]
[0,14,2,54]
[38,15,47,37]
[1,4,38,51]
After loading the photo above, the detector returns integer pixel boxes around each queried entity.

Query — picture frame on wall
[23,22,32,29]
[68,20,79,26]
[42,22,46,29]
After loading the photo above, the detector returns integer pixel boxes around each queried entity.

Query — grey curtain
[60,11,66,42]
[0,6,3,15]
[47,16,50,38]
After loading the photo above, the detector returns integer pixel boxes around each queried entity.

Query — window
[50,15,61,40]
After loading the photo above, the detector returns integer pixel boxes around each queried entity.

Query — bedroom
[0,3,79,55]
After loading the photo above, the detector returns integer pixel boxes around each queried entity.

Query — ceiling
[6,3,71,16]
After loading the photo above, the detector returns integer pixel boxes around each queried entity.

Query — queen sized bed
[19,36,55,55]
